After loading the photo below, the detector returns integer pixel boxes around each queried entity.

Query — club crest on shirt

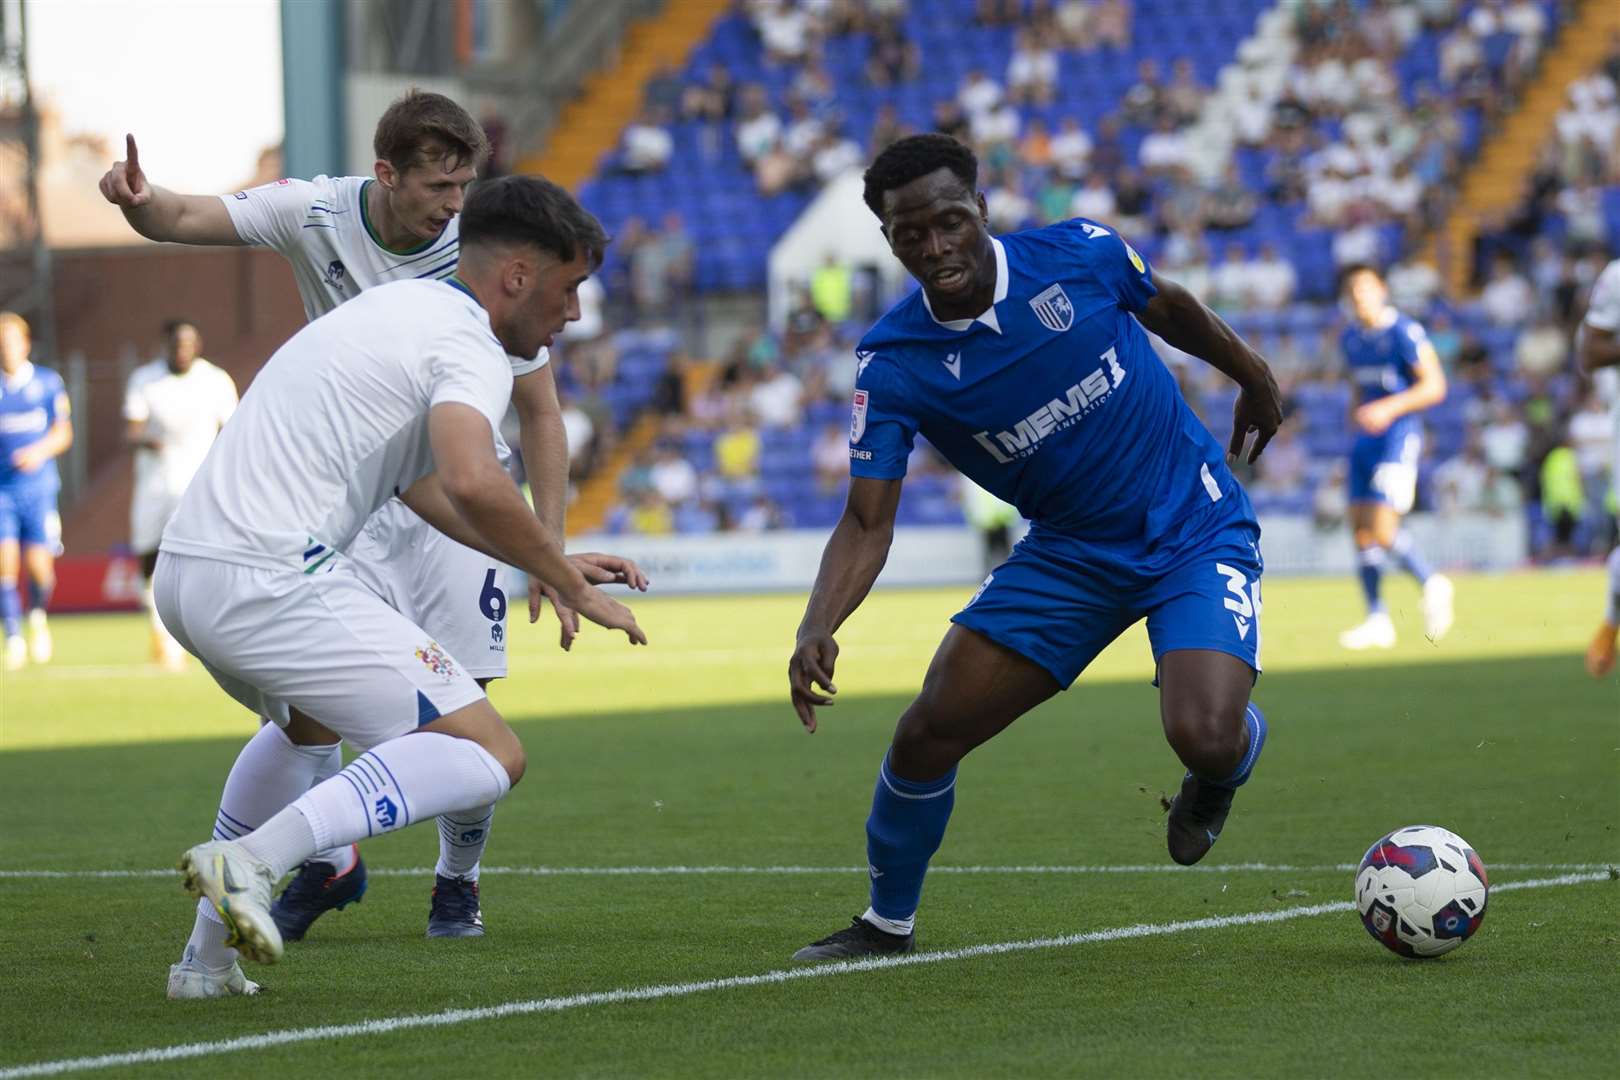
[323,260,347,288]
[1029,284,1074,333]
[850,388,869,444]
[414,641,459,682]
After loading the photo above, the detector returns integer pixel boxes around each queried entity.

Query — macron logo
[943,351,962,380]
[1233,615,1251,640]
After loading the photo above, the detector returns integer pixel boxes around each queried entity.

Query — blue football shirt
[0,361,66,493]
[849,218,1239,547]
[1340,308,1430,442]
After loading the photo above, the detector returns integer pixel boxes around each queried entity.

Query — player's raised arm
[1136,271,1283,463]
[420,401,645,645]
[1578,262,1620,373]
[789,475,904,732]
[98,134,245,246]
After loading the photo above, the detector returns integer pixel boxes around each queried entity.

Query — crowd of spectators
[577,1,1616,558]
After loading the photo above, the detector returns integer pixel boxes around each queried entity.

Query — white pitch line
[0,872,1607,1080]
[0,862,1611,881]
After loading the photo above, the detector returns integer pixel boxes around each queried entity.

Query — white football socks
[862,907,915,936]
[183,723,335,970]
[436,804,495,882]
[241,732,511,881]
[304,742,357,871]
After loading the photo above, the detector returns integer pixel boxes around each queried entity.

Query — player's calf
[1165,703,1268,866]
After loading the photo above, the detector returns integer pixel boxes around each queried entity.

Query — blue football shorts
[0,484,61,551]
[951,506,1263,688]
[1348,426,1422,515]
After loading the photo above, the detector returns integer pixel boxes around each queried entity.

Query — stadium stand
[543,0,1618,560]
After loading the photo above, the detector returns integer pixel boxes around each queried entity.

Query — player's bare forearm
[122,186,243,246]
[797,479,902,639]
[1578,326,1620,373]
[1138,273,1272,391]
[36,420,72,459]
[440,468,588,601]
[399,473,509,563]
[513,368,569,542]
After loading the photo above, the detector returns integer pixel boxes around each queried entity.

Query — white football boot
[179,841,284,965]
[1421,574,1455,642]
[27,609,51,663]
[1339,611,1396,650]
[167,958,261,999]
[3,635,25,671]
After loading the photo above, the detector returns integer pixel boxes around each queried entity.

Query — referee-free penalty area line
[0,861,1611,880]
[0,872,1606,1080]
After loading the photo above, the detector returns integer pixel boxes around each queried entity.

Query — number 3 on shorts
[479,568,507,623]
[1215,562,1260,620]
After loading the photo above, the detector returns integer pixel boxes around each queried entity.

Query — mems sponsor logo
[972,345,1126,464]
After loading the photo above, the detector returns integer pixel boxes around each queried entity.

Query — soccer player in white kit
[100,92,571,942]
[1577,258,1620,678]
[124,318,238,670]
[154,175,647,997]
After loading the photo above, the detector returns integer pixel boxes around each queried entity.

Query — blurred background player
[0,312,72,671]
[124,318,238,670]
[98,92,570,944]
[1577,257,1620,678]
[1336,265,1454,651]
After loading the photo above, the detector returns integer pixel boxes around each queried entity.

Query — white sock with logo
[436,804,495,882]
[304,743,358,873]
[181,723,333,970]
[241,732,512,880]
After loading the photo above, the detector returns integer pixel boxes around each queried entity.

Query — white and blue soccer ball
[1354,825,1489,959]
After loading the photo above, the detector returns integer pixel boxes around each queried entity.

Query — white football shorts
[338,500,513,680]
[153,551,486,751]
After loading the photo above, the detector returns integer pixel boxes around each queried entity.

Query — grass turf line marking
[0,862,1612,880]
[0,872,1606,1080]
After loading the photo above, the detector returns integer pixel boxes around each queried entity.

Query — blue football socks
[1207,703,1267,789]
[1389,531,1433,586]
[865,753,957,924]
[0,578,20,637]
[1356,545,1386,614]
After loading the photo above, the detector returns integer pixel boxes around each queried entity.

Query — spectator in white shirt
[1048,117,1093,180]
[1069,173,1117,221]
[1250,243,1298,310]
[1006,29,1058,106]
[621,109,673,173]
[1480,256,1536,327]
[1210,243,1253,312]
[749,364,804,429]
[957,69,1004,118]
[735,85,783,164]
[1138,116,1188,175]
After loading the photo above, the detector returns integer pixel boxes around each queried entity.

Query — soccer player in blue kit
[786,135,1284,960]
[0,311,73,671]
[1335,264,1452,651]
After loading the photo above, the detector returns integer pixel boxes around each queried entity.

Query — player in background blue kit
[786,136,1284,960]
[1335,265,1452,652]
[0,312,74,671]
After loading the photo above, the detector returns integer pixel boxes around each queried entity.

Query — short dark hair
[460,175,610,269]
[1338,262,1384,293]
[162,318,197,337]
[862,134,978,221]
[373,90,490,175]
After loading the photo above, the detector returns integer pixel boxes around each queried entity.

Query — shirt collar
[921,236,1008,334]
[2,360,34,391]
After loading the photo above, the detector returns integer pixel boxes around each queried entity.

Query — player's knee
[1167,704,1246,776]
[890,705,967,776]
[500,742,527,787]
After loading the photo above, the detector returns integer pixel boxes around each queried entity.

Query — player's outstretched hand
[789,632,839,734]
[1229,366,1284,464]
[98,134,151,208]
[568,552,650,591]
[532,579,581,650]
[1352,399,1397,436]
[569,585,647,646]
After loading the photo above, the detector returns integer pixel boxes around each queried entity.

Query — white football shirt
[161,279,514,571]
[1583,259,1620,445]
[123,358,238,498]
[220,175,548,378]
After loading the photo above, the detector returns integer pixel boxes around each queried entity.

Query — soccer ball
[1354,825,1489,958]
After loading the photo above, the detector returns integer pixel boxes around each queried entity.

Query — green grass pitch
[1,569,1616,1077]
